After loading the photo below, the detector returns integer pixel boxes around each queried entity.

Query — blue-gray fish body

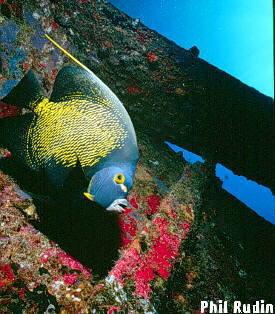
[0,66,138,212]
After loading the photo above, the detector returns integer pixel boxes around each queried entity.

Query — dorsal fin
[49,65,118,105]
[50,66,97,102]
[45,35,119,104]
[1,70,44,109]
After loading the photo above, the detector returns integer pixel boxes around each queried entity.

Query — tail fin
[1,70,44,110]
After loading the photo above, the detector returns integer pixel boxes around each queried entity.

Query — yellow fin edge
[45,34,94,75]
[83,192,94,201]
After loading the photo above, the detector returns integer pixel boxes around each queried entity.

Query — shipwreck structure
[0,0,273,312]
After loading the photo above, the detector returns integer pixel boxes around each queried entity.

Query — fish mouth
[106,199,131,213]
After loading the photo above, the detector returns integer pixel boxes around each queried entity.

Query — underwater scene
[0,0,273,312]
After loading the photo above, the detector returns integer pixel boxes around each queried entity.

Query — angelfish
[0,35,138,213]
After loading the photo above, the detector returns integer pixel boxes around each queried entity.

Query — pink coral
[118,204,139,247]
[109,248,140,282]
[152,216,169,232]
[182,221,191,233]
[146,52,158,62]
[111,205,184,298]
[145,195,161,215]
[0,264,15,286]
[40,249,90,279]
[129,196,139,209]
[135,277,152,299]
[107,306,121,314]
[63,273,78,285]
[135,266,155,281]
[51,21,60,29]
[0,102,21,118]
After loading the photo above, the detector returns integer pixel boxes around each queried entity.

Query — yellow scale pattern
[25,95,128,169]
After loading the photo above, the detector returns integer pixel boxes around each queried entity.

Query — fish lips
[106,199,132,213]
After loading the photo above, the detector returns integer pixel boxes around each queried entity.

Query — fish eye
[114,173,125,184]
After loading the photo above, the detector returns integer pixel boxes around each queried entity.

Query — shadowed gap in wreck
[165,141,274,224]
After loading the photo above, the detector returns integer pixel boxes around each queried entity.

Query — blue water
[216,163,275,224]
[165,142,274,224]
[165,141,205,164]
[109,0,273,97]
